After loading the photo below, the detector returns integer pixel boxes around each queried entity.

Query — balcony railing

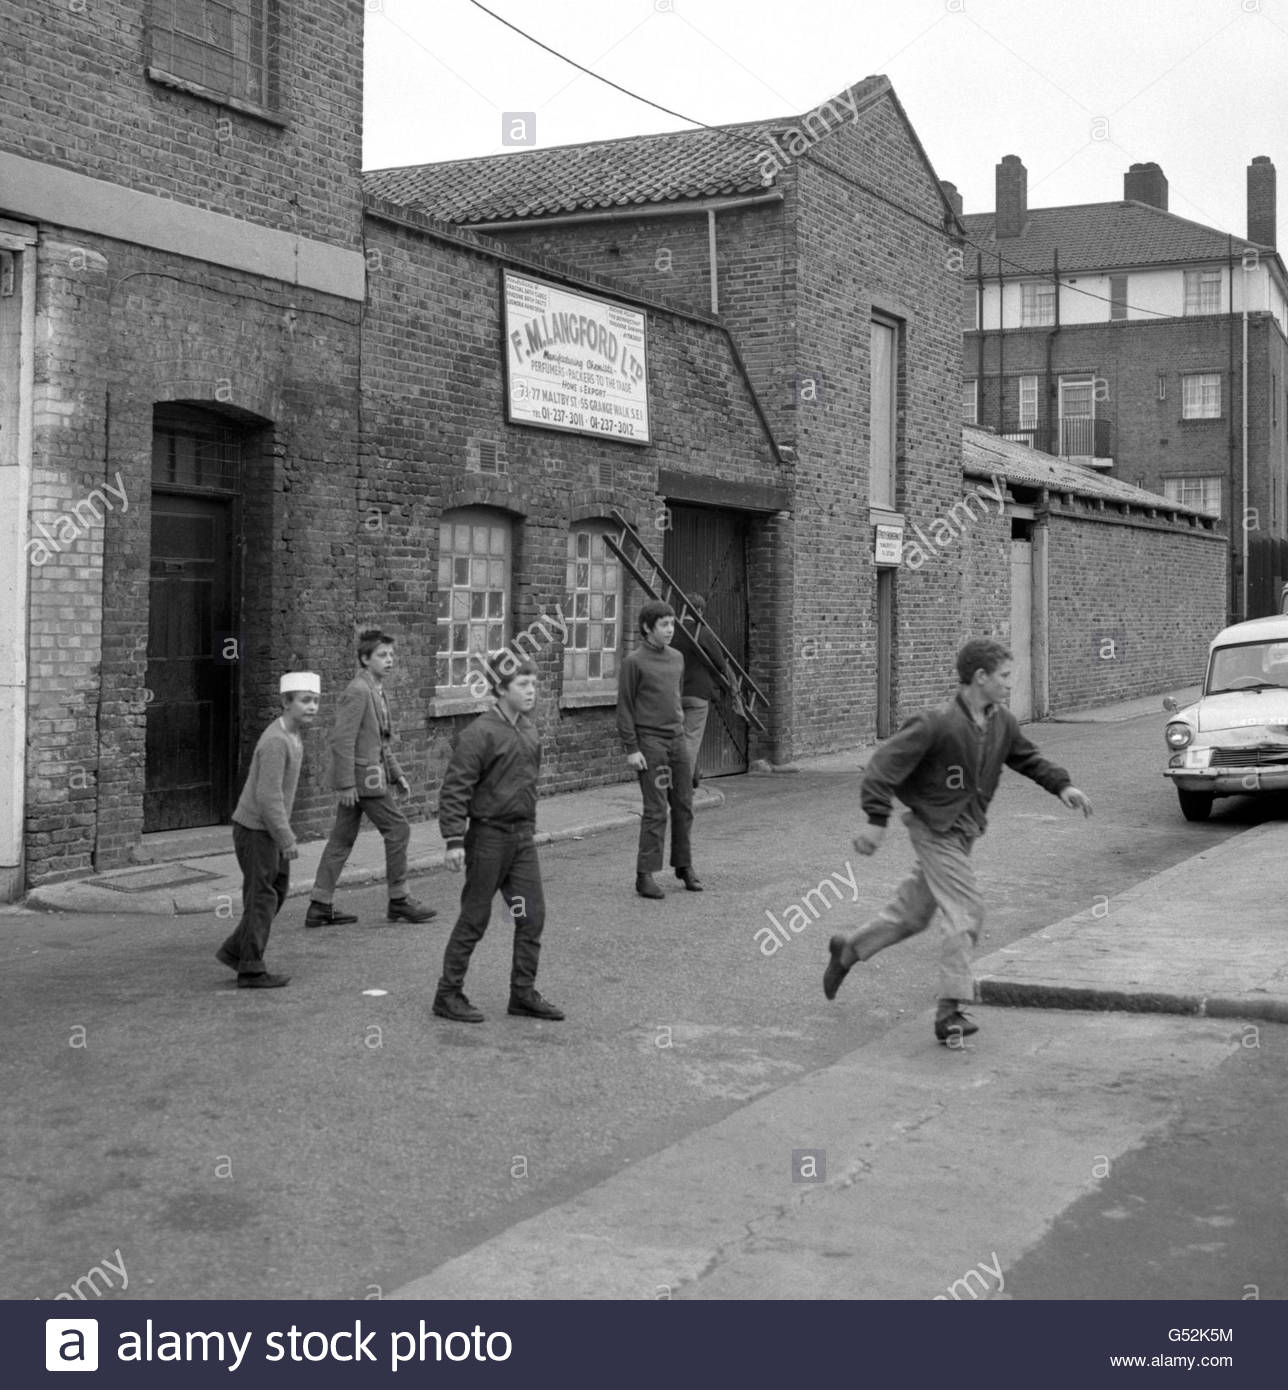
[1060,416,1112,462]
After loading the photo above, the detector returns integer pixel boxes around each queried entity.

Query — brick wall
[358,207,785,819]
[3,0,364,248]
[25,228,361,885]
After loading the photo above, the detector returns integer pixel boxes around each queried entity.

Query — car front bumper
[1165,766,1288,795]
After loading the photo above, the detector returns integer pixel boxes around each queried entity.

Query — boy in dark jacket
[823,638,1093,1044]
[432,656,563,1024]
[216,672,319,988]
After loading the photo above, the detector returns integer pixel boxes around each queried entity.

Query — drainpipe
[997,253,1005,433]
[1227,237,1238,623]
[975,253,984,410]
[707,208,719,315]
[1242,255,1250,619]
[1047,249,1061,454]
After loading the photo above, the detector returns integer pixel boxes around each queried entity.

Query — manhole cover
[89,864,224,893]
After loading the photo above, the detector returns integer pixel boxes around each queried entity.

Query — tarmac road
[1,710,1282,1301]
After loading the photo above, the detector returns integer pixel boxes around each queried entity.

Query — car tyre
[1177,789,1214,822]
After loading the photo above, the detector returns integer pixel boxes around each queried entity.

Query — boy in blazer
[306,628,437,926]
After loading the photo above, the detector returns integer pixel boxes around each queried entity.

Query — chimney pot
[995,155,1027,239]
[1124,162,1168,210]
[1248,156,1277,248]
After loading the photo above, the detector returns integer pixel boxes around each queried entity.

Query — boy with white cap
[216,671,319,988]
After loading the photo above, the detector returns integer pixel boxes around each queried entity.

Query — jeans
[437,822,545,996]
[635,730,694,874]
[221,823,289,976]
[312,792,409,902]
[840,813,983,1002]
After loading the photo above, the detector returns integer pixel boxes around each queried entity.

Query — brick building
[365,75,970,754]
[1,0,367,894]
[958,155,1288,622]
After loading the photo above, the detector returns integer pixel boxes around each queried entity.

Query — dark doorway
[145,407,244,832]
[876,568,894,737]
[663,504,750,777]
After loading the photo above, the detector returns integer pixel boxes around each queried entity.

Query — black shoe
[508,990,566,1021]
[692,770,702,789]
[823,934,853,1000]
[934,1010,979,1044]
[237,971,290,989]
[675,866,704,892]
[635,873,665,899]
[215,947,239,972]
[387,896,437,923]
[433,992,484,1023]
[305,901,358,928]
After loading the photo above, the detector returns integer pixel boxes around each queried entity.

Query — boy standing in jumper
[617,599,702,899]
[306,628,436,927]
[216,672,320,988]
[432,657,563,1024]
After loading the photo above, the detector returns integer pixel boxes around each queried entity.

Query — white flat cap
[280,671,321,695]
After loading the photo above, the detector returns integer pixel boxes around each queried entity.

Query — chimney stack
[1248,156,1276,248]
[940,180,964,219]
[995,155,1027,238]
[1124,162,1168,211]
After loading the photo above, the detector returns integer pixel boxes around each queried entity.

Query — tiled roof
[963,426,1215,518]
[362,77,891,223]
[962,201,1266,275]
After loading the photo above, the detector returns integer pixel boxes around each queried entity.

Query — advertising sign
[503,272,650,444]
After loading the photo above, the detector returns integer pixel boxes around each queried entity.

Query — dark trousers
[312,791,410,902]
[635,730,694,874]
[437,822,545,997]
[221,823,288,976]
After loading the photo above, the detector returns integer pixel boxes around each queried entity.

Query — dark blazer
[330,670,405,795]
[860,693,1070,835]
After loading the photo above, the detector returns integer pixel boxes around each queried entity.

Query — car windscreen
[1207,640,1288,693]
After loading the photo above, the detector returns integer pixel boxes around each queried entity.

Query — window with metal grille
[1181,372,1221,419]
[151,404,244,491]
[562,527,620,686]
[436,510,510,692]
[149,0,278,109]
[1183,269,1221,315]
[1020,281,1055,327]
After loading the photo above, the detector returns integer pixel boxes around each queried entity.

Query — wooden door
[145,494,236,830]
[663,505,749,777]
[1010,539,1033,722]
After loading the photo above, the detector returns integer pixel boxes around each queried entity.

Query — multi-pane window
[1163,476,1222,517]
[962,379,978,425]
[1018,375,1039,431]
[1181,372,1221,419]
[563,529,620,685]
[1183,269,1221,315]
[1020,281,1055,327]
[436,511,509,692]
[1109,274,1128,321]
[149,1,278,108]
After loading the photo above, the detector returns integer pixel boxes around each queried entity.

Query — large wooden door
[145,494,237,830]
[663,505,750,777]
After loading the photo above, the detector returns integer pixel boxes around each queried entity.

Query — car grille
[1209,746,1288,768]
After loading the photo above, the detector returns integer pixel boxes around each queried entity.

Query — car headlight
[1165,722,1194,749]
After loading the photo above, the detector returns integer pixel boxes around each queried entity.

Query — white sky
[363,0,1287,239]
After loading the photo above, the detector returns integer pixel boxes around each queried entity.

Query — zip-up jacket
[437,706,541,847]
[860,693,1071,835]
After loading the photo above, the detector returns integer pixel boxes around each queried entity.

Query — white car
[1163,614,1288,820]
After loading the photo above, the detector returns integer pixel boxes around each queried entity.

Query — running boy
[306,628,436,927]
